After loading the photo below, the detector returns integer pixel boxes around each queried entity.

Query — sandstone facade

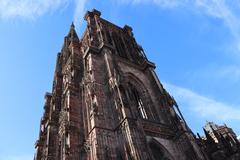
[34,9,208,160]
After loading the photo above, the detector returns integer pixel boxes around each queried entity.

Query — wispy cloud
[74,0,87,29]
[0,0,70,19]
[215,65,240,81]
[164,82,240,121]
[116,0,240,53]
[118,0,186,8]
[0,0,87,23]
[195,0,240,54]
[191,65,240,83]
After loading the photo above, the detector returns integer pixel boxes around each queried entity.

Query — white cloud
[116,0,240,53]
[0,0,87,23]
[194,65,240,83]
[133,0,186,8]
[117,0,187,8]
[237,135,240,140]
[195,0,240,54]
[0,0,70,19]
[216,65,240,81]
[74,0,87,29]
[164,82,240,121]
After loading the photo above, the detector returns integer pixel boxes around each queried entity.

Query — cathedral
[34,9,217,160]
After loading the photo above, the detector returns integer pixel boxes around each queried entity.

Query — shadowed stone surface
[34,9,209,160]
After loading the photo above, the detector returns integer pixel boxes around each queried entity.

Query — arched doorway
[149,139,174,160]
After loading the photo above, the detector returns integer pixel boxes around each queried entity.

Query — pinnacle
[71,21,75,29]
[66,21,79,42]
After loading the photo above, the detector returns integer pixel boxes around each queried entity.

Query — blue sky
[0,0,240,159]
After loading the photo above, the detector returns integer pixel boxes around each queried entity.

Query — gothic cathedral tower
[34,9,208,160]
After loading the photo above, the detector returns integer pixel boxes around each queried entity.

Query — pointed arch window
[149,140,172,160]
[112,32,128,59]
[150,143,170,160]
[129,83,148,119]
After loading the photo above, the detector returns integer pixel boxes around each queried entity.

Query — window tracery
[112,32,128,59]
[129,83,148,119]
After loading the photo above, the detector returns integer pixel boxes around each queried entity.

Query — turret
[67,22,79,43]
[84,9,102,47]
[203,128,215,144]
[63,22,79,49]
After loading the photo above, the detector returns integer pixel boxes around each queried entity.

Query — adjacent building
[197,122,240,160]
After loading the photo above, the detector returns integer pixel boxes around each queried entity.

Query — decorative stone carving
[34,9,209,160]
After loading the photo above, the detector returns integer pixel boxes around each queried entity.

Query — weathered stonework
[197,122,240,160]
[34,9,208,160]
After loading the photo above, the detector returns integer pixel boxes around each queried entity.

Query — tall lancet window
[129,83,148,119]
[112,32,128,59]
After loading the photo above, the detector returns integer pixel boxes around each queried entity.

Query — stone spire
[67,21,79,43]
